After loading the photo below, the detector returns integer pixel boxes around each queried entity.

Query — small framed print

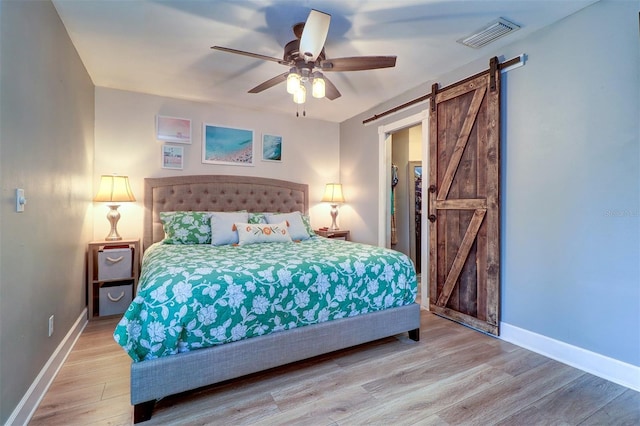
[156,115,192,144]
[262,134,282,162]
[202,123,254,166]
[162,144,184,170]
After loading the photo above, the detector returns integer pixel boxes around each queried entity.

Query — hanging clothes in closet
[391,163,399,246]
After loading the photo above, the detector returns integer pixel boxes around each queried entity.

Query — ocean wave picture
[202,124,253,166]
[262,134,282,162]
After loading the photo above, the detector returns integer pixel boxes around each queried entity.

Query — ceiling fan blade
[211,46,287,65]
[248,72,288,94]
[320,56,397,72]
[299,9,331,62]
[323,76,341,100]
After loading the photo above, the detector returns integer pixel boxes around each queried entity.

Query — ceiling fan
[211,9,397,104]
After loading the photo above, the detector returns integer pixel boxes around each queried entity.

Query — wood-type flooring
[30,310,639,425]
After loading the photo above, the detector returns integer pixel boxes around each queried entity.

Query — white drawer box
[97,248,132,281]
[99,282,132,316]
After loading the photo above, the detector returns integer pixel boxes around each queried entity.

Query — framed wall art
[162,145,184,170]
[202,123,254,166]
[156,115,192,144]
[261,134,282,162]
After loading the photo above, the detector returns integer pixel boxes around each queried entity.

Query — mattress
[114,237,417,362]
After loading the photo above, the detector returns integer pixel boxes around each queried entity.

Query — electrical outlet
[48,315,54,337]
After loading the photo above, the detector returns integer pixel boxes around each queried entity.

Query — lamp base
[329,204,339,231]
[105,204,122,241]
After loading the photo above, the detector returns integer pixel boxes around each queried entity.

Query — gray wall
[0,1,95,422]
[341,0,639,366]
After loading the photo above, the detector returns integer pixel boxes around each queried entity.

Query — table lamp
[321,183,345,231]
[93,175,136,241]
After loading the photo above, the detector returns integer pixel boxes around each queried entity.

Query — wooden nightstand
[315,229,350,241]
[87,239,140,320]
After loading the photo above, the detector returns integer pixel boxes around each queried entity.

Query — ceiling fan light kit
[286,67,325,103]
[211,8,397,115]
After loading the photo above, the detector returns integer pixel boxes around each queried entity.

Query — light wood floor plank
[532,374,628,422]
[580,389,640,426]
[435,360,585,425]
[30,310,640,425]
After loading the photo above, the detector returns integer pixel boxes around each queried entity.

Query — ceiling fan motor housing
[284,39,325,65]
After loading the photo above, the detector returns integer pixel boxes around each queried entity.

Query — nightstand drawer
[97,248,132,281]
[99,282,132,316]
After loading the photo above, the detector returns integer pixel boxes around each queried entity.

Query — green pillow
[301,213,315,238]
[160,211,212,244]
[248,212,268,224]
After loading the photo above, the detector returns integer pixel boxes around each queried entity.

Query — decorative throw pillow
[160,211,212,244]
[248,212,268,224]
[210,211,249,246]
[236,222,292,245]
[265,211,312,241]
[301,213,315,237]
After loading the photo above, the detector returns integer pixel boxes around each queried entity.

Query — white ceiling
[52,0,597,123]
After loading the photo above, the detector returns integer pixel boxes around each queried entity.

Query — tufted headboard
[144,175,309,251]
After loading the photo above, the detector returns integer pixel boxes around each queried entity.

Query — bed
[114,175,420,423]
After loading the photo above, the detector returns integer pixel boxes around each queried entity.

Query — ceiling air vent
[457,18,521,49]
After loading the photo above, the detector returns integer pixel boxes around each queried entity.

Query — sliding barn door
[428,61,500,335]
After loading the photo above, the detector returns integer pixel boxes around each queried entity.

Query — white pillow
[236,222,292,245]
[265,211,312,241]
[210,211,249,245]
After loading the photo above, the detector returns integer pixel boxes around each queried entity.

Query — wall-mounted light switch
[16,189,26,212]
[48,315,54,337]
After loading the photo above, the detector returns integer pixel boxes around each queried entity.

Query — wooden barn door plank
[436,208,486,307]
[436,86,487,202]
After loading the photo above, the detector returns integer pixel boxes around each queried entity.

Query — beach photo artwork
[156,115,191,144]
[202,124,254,166]
[162,145,184,170]
[262,134,282,162]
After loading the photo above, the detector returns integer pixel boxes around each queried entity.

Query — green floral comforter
[114,237,417,362]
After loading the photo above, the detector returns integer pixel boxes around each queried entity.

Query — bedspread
[114,237,417,362]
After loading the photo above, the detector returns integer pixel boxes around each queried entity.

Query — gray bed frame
[131,175,421,423]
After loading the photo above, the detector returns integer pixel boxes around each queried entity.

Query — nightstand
[87,239,140,320]
[315,229,350,241]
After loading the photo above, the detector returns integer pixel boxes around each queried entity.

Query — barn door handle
[428,185,437,222]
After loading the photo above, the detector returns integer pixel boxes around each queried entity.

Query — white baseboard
[5,309,88,426]
[500,322,640,392]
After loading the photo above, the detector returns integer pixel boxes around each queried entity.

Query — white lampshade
[312,74,325,98]
[321,183,345,204]
[93,175,136,203]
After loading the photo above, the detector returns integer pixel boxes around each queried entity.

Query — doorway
[378,110,429,307]
[389,127,422,266]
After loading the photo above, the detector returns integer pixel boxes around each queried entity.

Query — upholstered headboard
[143,175,309,251]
